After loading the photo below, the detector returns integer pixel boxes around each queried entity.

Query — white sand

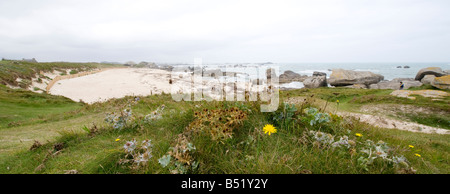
[49,68,172,103]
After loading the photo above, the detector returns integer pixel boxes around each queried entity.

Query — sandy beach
[49,68,173,103]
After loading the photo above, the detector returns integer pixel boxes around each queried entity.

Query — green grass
[283,87,450,127]
[0,85,86,128]
[0,60,122,88]
[402,113,450,130]
[0,89,448,174]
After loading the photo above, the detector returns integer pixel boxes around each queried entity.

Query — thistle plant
[158,134,198,174]
[308,130,335,146]
[120,139,154,169]
[302,107,331,126]
[270,103,297,129]
[304,130,413,173]
[144,104,165,123]
[187,107,247,141]
[105,107,133,130]
[357,140,411,172]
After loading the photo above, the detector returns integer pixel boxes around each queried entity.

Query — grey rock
[279,70,308,84]
[431,75,450,90]
[313,71,327,77]
[415,67,445,80]
[421,75,436,85]
[372,78,422,90]
[328,69,384,87]
[369,84,379,89]
[303,76,327,88]
[403,66,410,68]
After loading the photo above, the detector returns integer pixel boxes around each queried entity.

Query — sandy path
[285,97,449,135]
[49,68,172,104]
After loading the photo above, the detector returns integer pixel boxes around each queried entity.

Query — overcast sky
[0,0,449,63]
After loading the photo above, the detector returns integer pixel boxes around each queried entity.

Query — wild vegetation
[0,84,448,174]
[0,62,448,174]
[0,60,120,88]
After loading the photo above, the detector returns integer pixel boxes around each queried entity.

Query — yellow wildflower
[336,100,340,103]
[415,154,421,157]
[115,139,120,142]
[355,133,363,137]
[409,145,414,149]
[263,124,277,136]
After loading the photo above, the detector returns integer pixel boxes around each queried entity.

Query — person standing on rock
[400,82,405,90]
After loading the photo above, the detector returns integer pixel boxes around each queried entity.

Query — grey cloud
[0,0,449,63]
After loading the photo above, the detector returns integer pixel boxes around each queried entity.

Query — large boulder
[431,75,450,90]
[421,75,436,85]
[415,67,445,81]
[279,70,308,84]
[370,78,422,90]
[368,84,379,89]
[313,71,327,77]
[303,76,327,88]
[328,69,384,87]
[391,90,449,100]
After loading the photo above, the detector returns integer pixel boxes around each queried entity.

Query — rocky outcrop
[421,75,436,85]
[279,70,308,84]
[303,76,327,88]
[328,69,384,87]
[415,67,445,81]
[369,78,422,90]
[431,75,450,90]
[313,71,327,77]
[390,90,449,100]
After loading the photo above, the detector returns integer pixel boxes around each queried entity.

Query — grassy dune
[0,60,121,88]
[0,85,448,174]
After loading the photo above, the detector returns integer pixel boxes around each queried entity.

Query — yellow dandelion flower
[115,139,120,142]
[336,100,340,103]
[415,154,421,157]
[409,145,414,149]
[355,133,363,137]
[263,124,277,136]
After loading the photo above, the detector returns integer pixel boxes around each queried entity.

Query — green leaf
[158,154,171,168]
[82,125,90,133]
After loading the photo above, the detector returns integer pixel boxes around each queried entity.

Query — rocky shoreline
[279,66,450,91]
